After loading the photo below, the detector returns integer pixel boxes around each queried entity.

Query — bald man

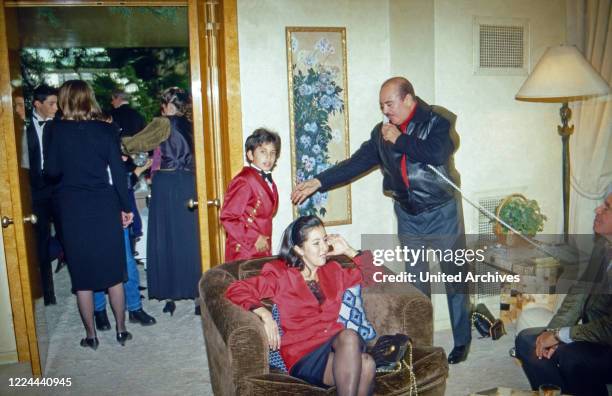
[292,77,471,364]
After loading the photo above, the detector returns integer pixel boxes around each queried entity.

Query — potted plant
[494,194,547,245]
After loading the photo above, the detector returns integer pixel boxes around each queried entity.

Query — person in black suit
[26,85,58,305]
[110,90,145,137]
[44,80,134,349]
[110,90,146,250]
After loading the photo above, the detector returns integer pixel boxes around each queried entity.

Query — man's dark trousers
[516,327,612,396]
[395,198,472,348]
[32,196,55,301]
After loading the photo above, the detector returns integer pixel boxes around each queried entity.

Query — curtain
[566,0,612,234]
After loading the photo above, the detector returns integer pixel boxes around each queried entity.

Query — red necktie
[399,106,417,188]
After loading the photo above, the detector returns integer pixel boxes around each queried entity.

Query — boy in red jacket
[220,128,280,261]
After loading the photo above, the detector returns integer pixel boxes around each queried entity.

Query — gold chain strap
[471,312,494,337]
[404,342,418,396]
[374,342,419,396]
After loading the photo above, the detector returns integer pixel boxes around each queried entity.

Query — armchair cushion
[239,346,447,396]
[269,305,288,372]
[338,284,377,341]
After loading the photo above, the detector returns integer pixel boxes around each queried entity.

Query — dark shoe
[94,310,111,331]
[135,259,145,266]
[116,331,133,346]
[129,309,157,326]
[138,285,147,291]
[44,294,57,306]
[194,305,201,316]
[447,345,469,364]
[80,337,99,350]
[162,300,175,316]
[54,260,66,273]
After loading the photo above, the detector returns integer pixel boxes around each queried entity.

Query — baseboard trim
[0,350,18,365]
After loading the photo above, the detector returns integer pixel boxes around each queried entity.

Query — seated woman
[225,215,376,396]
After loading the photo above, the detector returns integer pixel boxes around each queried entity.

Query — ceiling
[15,6,188,48]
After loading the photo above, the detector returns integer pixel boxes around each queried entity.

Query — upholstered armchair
[199,256,449,396]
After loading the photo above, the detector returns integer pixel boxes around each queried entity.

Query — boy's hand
[255,234,270,252]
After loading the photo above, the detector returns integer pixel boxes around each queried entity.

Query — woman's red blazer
[225,251,374,371]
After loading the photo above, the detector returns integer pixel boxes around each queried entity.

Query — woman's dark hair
[161,87,192,122]
[278,215,324,270]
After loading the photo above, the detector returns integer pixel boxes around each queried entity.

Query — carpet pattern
[0,263,533,395]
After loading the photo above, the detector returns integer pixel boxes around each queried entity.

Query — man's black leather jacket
[317,98,455,215]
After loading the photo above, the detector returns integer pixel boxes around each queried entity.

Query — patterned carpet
[1,262,213,396]
[0,260,532,396]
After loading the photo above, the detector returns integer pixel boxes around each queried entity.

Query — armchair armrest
[200,269,270,393]
[362,282,433,346]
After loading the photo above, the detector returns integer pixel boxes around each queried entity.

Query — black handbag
[471,303,506,340]
[369,333,411,371]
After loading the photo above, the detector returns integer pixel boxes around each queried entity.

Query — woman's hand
[253,307,281,350]
[134,158,153,177]
[326,234,359,258]
[121,211,134,228]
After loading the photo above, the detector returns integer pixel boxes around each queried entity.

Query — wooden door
[0,1,45,376]
[189,0,244,271]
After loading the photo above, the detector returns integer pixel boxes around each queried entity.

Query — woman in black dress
[146,87,201,315]
[44,80,133,349]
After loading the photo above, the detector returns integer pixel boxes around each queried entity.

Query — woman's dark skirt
[291,332,368,387]
[147,169,201,300]
[55,189,127,291]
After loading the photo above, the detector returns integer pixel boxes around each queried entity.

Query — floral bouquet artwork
[286,27,351,226]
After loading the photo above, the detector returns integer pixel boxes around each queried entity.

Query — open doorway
[0,1,242,382]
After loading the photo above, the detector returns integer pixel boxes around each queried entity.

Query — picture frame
[286,26,352,226]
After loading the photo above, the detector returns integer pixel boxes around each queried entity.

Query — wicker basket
[494,193,531,246]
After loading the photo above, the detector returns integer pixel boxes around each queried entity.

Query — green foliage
[20,47,189,122]
[495,196,547,236]
[108,7,180,24]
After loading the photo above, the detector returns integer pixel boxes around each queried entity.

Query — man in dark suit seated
[26,85,59,305]
[515,189,612,396]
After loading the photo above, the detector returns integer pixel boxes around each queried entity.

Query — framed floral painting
[286,27,351,226]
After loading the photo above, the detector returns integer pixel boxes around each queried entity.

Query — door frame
[0,0,243,376]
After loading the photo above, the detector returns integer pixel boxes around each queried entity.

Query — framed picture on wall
[286,26,352,226]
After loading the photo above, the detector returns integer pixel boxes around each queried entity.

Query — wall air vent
[473,17,529,76]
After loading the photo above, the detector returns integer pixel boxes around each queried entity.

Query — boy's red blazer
[220,166,279,261]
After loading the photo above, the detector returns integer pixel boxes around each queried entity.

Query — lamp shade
[516,45,610,102]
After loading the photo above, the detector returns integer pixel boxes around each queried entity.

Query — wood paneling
[0,1,42,376]
[219,0,243,179]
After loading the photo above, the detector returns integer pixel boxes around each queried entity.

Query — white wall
[0,227,18,364]
[236,0,569,331]
[237,0,568,247]
[237,0,395,248]
[434,0,567,234]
